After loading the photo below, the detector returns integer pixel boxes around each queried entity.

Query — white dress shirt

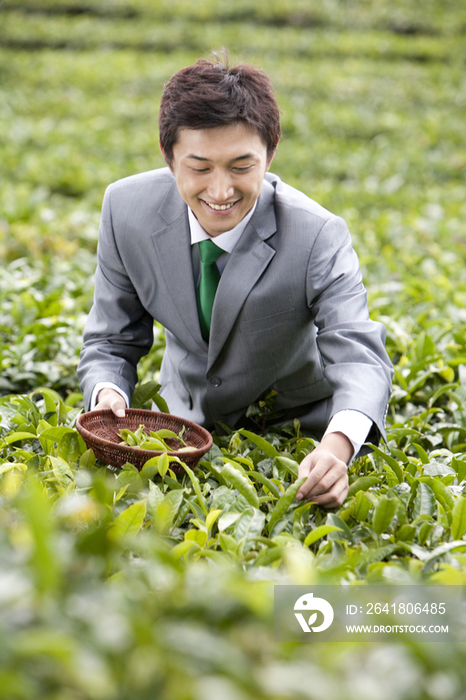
[92,203,373,460]
[188,202,256,277]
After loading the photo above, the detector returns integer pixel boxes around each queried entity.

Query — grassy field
[1,1,466,698]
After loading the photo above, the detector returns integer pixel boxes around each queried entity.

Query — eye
[192,167,210,173]
[233,165,252,173]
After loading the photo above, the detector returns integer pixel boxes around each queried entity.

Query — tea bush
[1,1,466,697]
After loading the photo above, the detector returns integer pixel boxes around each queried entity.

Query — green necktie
[197,239,223,341]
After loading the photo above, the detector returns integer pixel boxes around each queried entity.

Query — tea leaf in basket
[118,424,190,452]
[141,439,170,451]
[151,429,181,441]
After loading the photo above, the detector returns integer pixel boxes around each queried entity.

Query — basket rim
[76,408,213,460]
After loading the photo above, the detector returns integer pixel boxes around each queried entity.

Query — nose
[206,169,235,202]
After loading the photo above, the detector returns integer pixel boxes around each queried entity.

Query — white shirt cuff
[323,409,373,462]
[90,382,129,411]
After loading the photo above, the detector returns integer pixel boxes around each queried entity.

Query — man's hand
[296,432,354,509]
[95,388,127,418]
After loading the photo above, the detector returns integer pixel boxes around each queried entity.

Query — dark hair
[159,54,281,164]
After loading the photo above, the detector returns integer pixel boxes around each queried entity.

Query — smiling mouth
[203,200,239,211]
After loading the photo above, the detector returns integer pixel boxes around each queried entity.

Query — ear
[266,139,279,170]
[159,140,174,172]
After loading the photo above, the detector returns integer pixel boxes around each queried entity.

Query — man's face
[167,122,275,237]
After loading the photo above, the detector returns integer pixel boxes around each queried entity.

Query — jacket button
[209,376,222,387]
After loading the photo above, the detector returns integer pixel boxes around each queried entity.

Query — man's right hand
[95,388,127,417]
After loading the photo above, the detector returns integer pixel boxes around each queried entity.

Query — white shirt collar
[188,202,257,253]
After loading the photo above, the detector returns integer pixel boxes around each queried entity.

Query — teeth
[206,202,236,211]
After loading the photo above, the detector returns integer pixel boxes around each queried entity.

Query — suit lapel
[150,176,278,363]
[150,181,206,351]
[207,179,277,369]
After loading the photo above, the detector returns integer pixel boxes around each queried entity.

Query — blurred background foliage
[1,1,466,698]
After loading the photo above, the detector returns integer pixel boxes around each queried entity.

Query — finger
[110,398,126,418]
[297,456,346,500]
[298,467,344,501]
[307,474,349,508]
[298,451,334,486]
[306,462,347,497]
[95,392,126,417]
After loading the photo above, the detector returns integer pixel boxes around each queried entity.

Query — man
[78,56,393,509]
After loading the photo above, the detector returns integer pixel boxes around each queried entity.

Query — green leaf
[429,382,458,407]
[147,480,165,512]
[412,443,431,464]
[437,501,450,530]
[152,393,170,414]
[304,524,343,547]
[171,540,200,559]
[225,455,255,471]
[357,543,406,568]
[57,432,85,465]
[32,388,60,423]
[200,460,228,486]
[267,477,306,535]
[413,482,436,517]
[237,429,279,458]
[140,458,160,481]
[130,381,162,409]
[185,528,207,548]
[326,513,354,541]
[219,533,239,555]
[387,428,421,440]
[180,462,208,515]
[0,462,28,475]
[368,444,403,483]
[422,541,466,572]
[46,456,75,490]
[347,475,381,498]
[219,456,248,476]
[2,432,39,445]
[396,524,416,542]
[452,458,466,484]
[352,490,372,522]
[418,520,433,546]
[276,455,299,478]
[17,478,61,593]
[418,476,455,511]
[381,463,402,488]
[153,490,184,535]
[109,500,147,544]
[451,496,466,540]
[205,509,222,532]
[423,461,456,477]
[246,470,281,498]
[79,449,96,470]
[157,452,170,478]
[218,511,241,532]
[38,426,76,450]
[221,462,259,509]
[234,507,266,544]
[253,545,284,567]
[372,496,398,535]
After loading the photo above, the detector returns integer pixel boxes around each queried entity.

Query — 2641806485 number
[367,602,446,614]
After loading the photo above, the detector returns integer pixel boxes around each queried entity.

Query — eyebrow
[186,153,256,162]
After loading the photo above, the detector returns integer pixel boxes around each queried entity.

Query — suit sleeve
[78,185,154,410]
[306,215,393,445]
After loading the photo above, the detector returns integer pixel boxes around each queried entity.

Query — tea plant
[2,0,466,696]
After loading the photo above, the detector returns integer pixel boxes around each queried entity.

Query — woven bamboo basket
[76,408,213,472]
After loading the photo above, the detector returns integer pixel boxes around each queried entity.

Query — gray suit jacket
[78,168,393,441]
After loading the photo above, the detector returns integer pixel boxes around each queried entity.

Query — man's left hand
[296,432,354,509]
